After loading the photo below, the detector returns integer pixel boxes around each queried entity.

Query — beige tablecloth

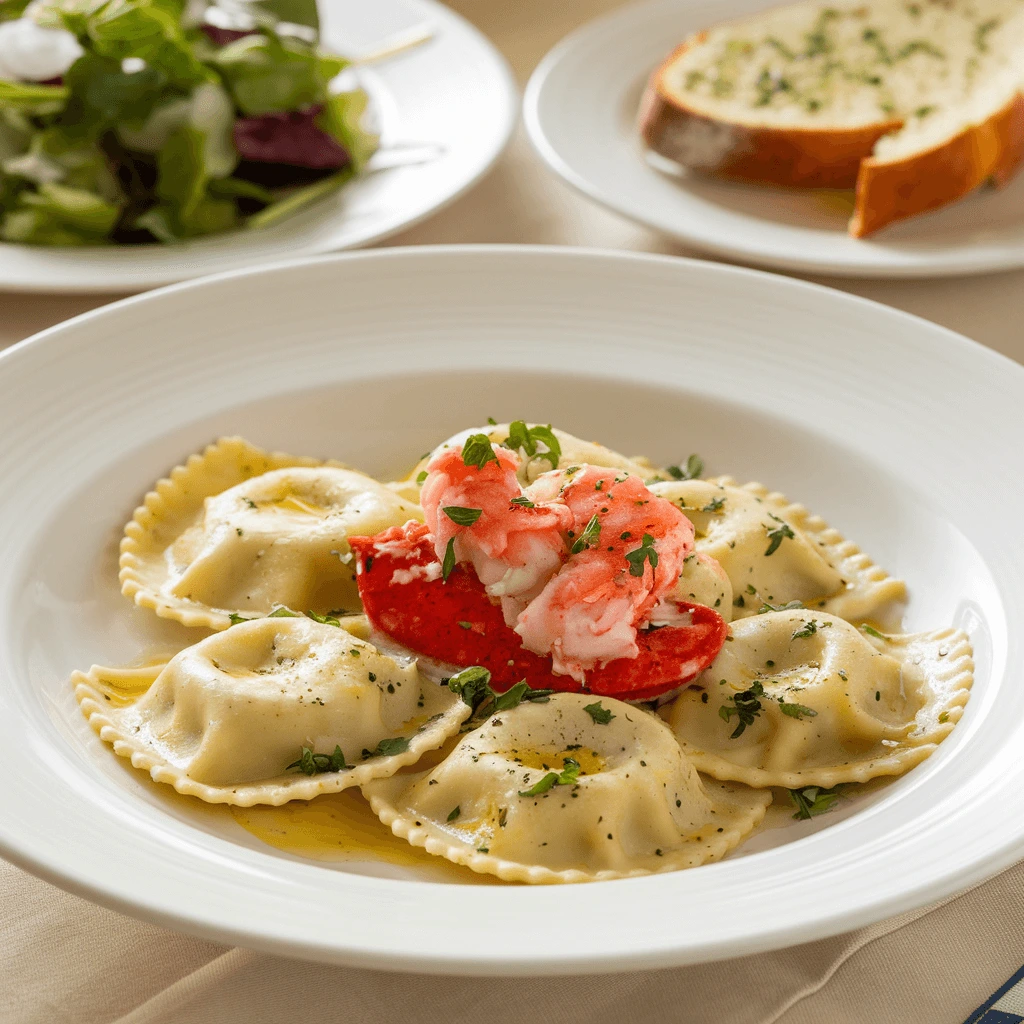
[3,2,1024,1021]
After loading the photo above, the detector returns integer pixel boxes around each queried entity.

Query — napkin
[3,855,1023,1024]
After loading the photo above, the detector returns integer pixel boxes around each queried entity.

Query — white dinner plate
[523,0,1024,278]
[0,0,516,294]
[0,245,1021,973]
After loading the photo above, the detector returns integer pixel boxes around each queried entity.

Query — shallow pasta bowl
[0,245,1020,973]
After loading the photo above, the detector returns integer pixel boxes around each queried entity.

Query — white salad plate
[0,0,516,294]
[0,245,1021,974]
[523,0,1024,279]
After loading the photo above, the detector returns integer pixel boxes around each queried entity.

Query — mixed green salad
[0,0,379,246]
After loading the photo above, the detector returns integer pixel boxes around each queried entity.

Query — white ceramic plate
[523,0,1024,278]
[0,245,1021,974]
[0,0,516,294]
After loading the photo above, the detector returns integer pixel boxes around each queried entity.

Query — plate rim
[1,244,1022,975]
[522,0,1024,280]
[0,0,519,296]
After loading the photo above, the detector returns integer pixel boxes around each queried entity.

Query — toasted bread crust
[639,38,900,189]
[851,92,1024,237]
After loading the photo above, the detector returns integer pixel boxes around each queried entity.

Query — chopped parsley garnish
[701,496,726,513]
[228,613,255,626]
[446,666,494,710]
[571,514,601,554]
[583,701,615,724]
[491,680,553,714]
[446,668,553,726]
[510,496,535,508]
[415,471,428,484]
[457,621,473,630]
[364,736,410,759]
[447,806,461,822]
[441,537,457,581]
[764,514,796,556]
[778,699,817,720]
[268,605,301,618]
[791,619,818,639]
[287,745,348,775]
[788,785,843,820]
[718,681,765,738]
[860,624,886,639]
[758,599,804,614]
[307,610,342,627]
[502,421,561,469]
[625,533,659,577]
[518,757,580,798]
[461,433,499,469]
[666,454,703,480]
[442,505,483,527]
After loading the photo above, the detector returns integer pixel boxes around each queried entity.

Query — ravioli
[668,609,973,788]
[120,436,422,630]
[649,476,907,623]
[404,424,660,489]
[363,693,770,883]
[669,552,734,623]
[73,617,469,805]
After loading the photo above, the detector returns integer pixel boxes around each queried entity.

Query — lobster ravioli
[650,476,907,624]
[668,610,973,788]
[73,617,469,805]
[120,437,422,630]
[363,692,770,883]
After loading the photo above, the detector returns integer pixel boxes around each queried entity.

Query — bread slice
[638,0,1024,237]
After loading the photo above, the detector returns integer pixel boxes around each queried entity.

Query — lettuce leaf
[1,180,119,245]
[213,32,346,115]
[317,89,377,172]
[20,181,119,233]
[43,0,208,89]
[148,123,237,237]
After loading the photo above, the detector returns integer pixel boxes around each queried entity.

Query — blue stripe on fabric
[965,965,1024,1024]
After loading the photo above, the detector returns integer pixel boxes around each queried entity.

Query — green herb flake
[789,784,843,820]
[778,699,817,720]
[719,682,765,738]
[571,513,601,554]
[701,496,726,513]
[860,624,886,639]
[764,514,796,556]
[461,433,499,469]
[510,496,535,508]
[518,757,580,797]
[367,736,410,758]
[447,806,461,822]
[792,619,818,640]
[228,613,255,626]
[666,453,703,480]
[583,701,615,725]
[441,537,457,581]
[287,744,348,776]
[446,666,493,709]
[442,505,483,527]
[502,421,562,469]
[306,610,341,627]
[268,606,301,618]
[415,471,428,484]
[625,533,659,577]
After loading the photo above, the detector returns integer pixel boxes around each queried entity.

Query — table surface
[2,0,1023,366]
[3,3,1024,1023]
